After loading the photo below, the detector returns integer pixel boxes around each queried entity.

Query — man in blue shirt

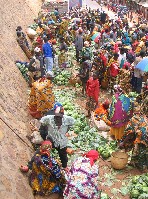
[42,37,54,72]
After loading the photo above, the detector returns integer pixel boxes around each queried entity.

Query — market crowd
[17,2,148,198]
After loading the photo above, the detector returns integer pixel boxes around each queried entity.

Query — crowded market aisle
[15,0,148,199]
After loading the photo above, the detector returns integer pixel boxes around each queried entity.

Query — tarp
[69,0,81,8]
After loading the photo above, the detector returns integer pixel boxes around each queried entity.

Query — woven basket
[111,151,128,170]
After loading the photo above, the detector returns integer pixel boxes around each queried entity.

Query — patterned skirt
[110,124,127,140]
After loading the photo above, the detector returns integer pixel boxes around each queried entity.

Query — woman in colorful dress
[28,72,55,118]
[63,150,100,199]
[28,140,65,196]
[120,111,148,170]
[109,85,134,140]
[78,61,90,95]
[118,64,132,94]
[86,72,100,117]
[58,37,68,68]
[94,99,111,126]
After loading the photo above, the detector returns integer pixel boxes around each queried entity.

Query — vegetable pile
[54,70,71,86]
[101,192,111,199]
[54,89,118,156]
[97,140,117,159]
[129,173,148,199]
[15,62,29,82]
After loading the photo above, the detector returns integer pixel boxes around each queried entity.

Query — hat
[40,140,52,156]
[41,140,52,148]
[53,102,63,110]
[34,47,41,53]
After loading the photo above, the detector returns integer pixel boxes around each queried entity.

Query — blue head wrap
[53,102,62,110]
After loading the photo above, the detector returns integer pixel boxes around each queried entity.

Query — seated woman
[120,109,148,170]
[20,140,65,196]
[94,99,111,126]
[63,150,100,199]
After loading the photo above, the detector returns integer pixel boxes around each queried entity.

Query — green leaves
[120,187,129,196]
[111,188,120,195]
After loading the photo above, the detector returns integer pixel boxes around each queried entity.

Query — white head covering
[34,47,41,53]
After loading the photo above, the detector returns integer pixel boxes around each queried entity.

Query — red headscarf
[83,150,99,166]
[40,140,52,156]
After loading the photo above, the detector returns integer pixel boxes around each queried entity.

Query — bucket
[111,151,128,170]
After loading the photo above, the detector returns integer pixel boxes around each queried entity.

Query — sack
[29,119,41,131]
[31,131,43,144]
[26,28,37,39]
[96,120,110,131]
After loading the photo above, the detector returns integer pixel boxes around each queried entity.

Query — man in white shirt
[118,47,126,69]
[133,51,145,93]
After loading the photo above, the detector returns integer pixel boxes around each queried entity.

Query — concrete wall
[0,1,42,199]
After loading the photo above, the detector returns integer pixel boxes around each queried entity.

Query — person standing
[42,37,54,72]
[118,47,126,69]
[28,72,55,118]
[16,31,32,59]
[78,61,90,95]
[28,47,45,85]
[86,72,100,117]
[58,37,68,68]
[133,51,145,94]
[40,106,75,171]
[109,85,134,141]
[75,29,84,62]
[108,53,120,92]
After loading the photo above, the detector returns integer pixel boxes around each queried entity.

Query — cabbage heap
[129,173,148,199]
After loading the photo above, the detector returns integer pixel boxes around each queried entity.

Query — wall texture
[0,1,42,199]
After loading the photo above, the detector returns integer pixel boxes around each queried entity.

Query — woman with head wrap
[119,106,148,170]
[94,99,111,126]
[122,32,131,46]
[28,72,55,118]
[58,37,68,68]
[109,85,134,140]
[20,140,65,196]
[63,150,100,199]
